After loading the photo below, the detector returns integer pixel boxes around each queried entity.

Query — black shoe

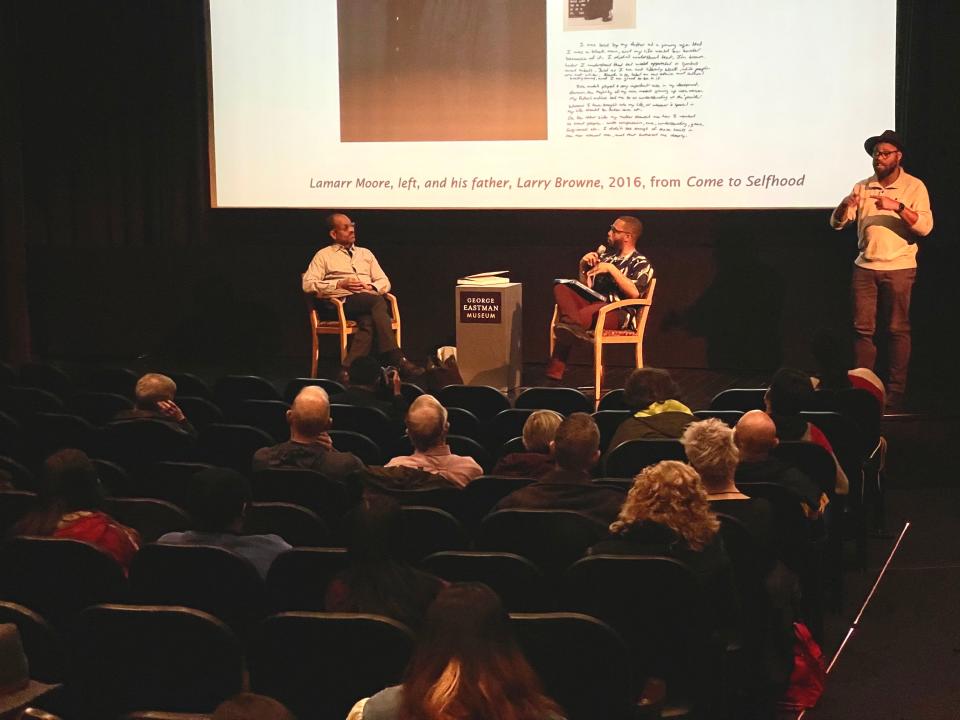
[554,322,593,344]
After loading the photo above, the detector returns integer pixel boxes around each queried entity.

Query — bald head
[287,386,331,440]
[734,410,779,462]
[405,395,448,452]
[134,373,177,409]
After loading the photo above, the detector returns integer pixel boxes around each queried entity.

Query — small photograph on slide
[564,0,636,31]
[338,0,547,142]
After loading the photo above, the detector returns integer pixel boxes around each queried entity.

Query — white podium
[455,283,522,392]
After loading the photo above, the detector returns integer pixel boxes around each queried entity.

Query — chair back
[235,399,291,442]
[400,505,469,561]
[445,406,482,441]
[147,461,214,509]
[709,388,767,412]
[486,408,534,453]
[173,395,224,431]
[70,391,134,426]
[199,423,274,473]
[0,490,37,535]
[591,410,630,453]
[18,363,74,400]
[515,387,592,415]
[563,554,718,707]
[1,386,65,420]
[284,377,346,403]
[0,537,126,630]
[422,551,550,612]
[330,404,395,450]
[105,497,192,543]
[603,438,686,477]
[446,434,493,473]
[166,372,213,399]
[597,388,628,411]
[511,612,634,720]
[84,366,138,398]
[460,475,535,530]
[0,600,67,683]
[128,543,267,634]
[436,384,510,423]
[214,375,281,420]
[245,502,330,547]
[328,429,384,466]
[692,409,744,426]
[773,441,837,495]
[101,419,196,469]
[249,611,414,720]
[265,547,349,612]
[72,603,243,717]
[477,509,607,578]
[25,412,97,460]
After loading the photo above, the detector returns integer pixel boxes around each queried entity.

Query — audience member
[607,368,694,450]
[0,624,60,719]
[495,413,624,525]
[810,328,886,407]
[212,693,295,720]
[764,368,849,495]
[591,461,734,600]
[347,583,566,720]
[681,420,799,716]
[386,395,483,487]
[114,372,196,437]
[734,410,826,518]
[328,355,409,425]
[491,409,562,479]
[157,467,290,579]
[252,386,364,482]
[10,449,140,573]
[680,418,774,549]
[324,494,446,631]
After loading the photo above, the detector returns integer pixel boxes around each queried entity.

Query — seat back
[72,603,243,717]
[486,408,535,454]
[249,612,414,720]
[329,404,394,451]
[597,388,628,411]
[235,399,291,442]
[25,412,97,460]
[284,377,346,403]
[0,600,67,683]
[251,468,357,524]
[563,554,717,707]
[17,363,74,400]
[128,543,267,633]
[173,395,224,431]
[70,391,134,426]
[445,406,482,441]
[199,423,274,473]
[245,502,330,547]
[422,551,550,612]
[147,461,214,509]
[213,375,281,420]
[436,384,510,423]
[104,497,192,543]
[165,372,213,399]
[0,455,34,491]
[101,419,196,469]
[591,410,630,453]
[460,475,534,530]
[83,366,138,398]
[446,434,493,473]
[692,409,744,426]
[477,509,607,578]
[515,387,592,415]
[603,438,686,477]
[400,506,469,561]
[511,612,634,720]
[773,441,837,495]
[0,537,126,630]
[265,547,348,612]
[328,429,384,466]
[0,490,38,535]
[709,388,767,412]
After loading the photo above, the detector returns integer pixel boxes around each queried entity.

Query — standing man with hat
[830,130,933,409]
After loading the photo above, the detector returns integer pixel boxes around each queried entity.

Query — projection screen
[207,0,897,209]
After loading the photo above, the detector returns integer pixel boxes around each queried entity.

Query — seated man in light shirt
[302,212,422,381]
[385,395,483,488]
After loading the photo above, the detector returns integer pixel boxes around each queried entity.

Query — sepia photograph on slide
[565,0,637,31]
[337,0,547,142]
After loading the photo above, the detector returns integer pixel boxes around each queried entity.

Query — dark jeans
[552,283,623,362]
[321,292,399,366]
[851,265,915,396]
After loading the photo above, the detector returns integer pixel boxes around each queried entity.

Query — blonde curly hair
[609,460,719,551]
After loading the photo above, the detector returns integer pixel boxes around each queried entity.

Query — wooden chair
[549,278,657,403]
[305,292,401,376]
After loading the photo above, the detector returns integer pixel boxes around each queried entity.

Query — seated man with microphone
[546,215,654,382]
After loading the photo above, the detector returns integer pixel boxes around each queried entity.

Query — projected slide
[207,0,896,209]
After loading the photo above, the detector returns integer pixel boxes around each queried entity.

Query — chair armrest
[594,296,653,332]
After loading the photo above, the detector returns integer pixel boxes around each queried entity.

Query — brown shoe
[397,357,425,380]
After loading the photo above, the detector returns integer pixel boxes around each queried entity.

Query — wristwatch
[897,202,905,213]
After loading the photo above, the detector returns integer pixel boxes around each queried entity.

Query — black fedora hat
[864,129,904,155]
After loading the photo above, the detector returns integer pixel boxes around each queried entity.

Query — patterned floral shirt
[591,249,654,329]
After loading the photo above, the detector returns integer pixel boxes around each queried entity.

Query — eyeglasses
[872,149,900,159]
[609,225,629,235]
